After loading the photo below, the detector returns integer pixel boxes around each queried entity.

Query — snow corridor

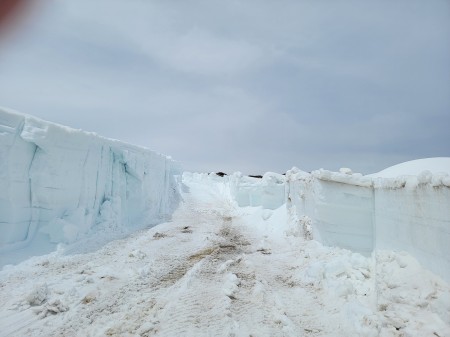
[1,175,449,337]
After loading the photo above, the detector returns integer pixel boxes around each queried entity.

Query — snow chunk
[26,284,49,306]
[339,167,353,175]
[312,169,372,187]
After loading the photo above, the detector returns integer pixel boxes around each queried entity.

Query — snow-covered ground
[1,174,449,337]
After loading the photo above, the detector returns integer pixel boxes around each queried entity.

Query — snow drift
[0,108,181,263]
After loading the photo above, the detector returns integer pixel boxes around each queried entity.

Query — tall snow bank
[286,168,374,256]
[189,160,450,281]
[230,172,285,210]
[370,159,450,282]
[286,159,450,281]
[180,171,286,210]
[374,184,450,283]
[0,108,181,262]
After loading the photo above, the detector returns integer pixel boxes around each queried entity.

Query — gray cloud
[0,0,449,174]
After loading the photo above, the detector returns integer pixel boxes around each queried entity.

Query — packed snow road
[1,175,449,337]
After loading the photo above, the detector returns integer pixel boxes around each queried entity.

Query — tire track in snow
[216,216,340,337]
[67,199,337,337]
[147,213,316,337]
[61,200,239,337]
[141,216,242,337]
[218,221,314,336]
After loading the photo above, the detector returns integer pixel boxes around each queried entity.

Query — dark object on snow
[248,175,263,179]
[216,172,227,177]
[181,226,192,233]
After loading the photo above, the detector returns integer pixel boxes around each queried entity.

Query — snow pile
[0,108,181,265]
[375,251,450,336]
[368,157,450,178]
[286,159,450,282]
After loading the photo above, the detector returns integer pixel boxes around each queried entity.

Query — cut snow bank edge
[287,163,450,282]
[0,107,181,265]
[209,160,449,282]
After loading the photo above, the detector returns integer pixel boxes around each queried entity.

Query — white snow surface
[1,174,449,337]
[0,108,181,266]
[368,157,450,178]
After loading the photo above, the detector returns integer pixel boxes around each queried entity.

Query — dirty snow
[1,174,449,337]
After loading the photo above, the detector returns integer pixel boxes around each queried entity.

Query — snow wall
[0,108,181,257]
[372,175,450,282]
[229,172,286,210]
[220,165,450,282]
[286,170,375,256]
[286,167,450,282]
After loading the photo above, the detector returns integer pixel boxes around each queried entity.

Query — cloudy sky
[0,0,449,174]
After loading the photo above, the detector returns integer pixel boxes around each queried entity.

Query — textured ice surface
[0,108,181,264]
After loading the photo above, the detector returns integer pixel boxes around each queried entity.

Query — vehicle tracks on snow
[2,194,335,337]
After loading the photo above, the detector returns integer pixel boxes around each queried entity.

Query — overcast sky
[0,0,449,174]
